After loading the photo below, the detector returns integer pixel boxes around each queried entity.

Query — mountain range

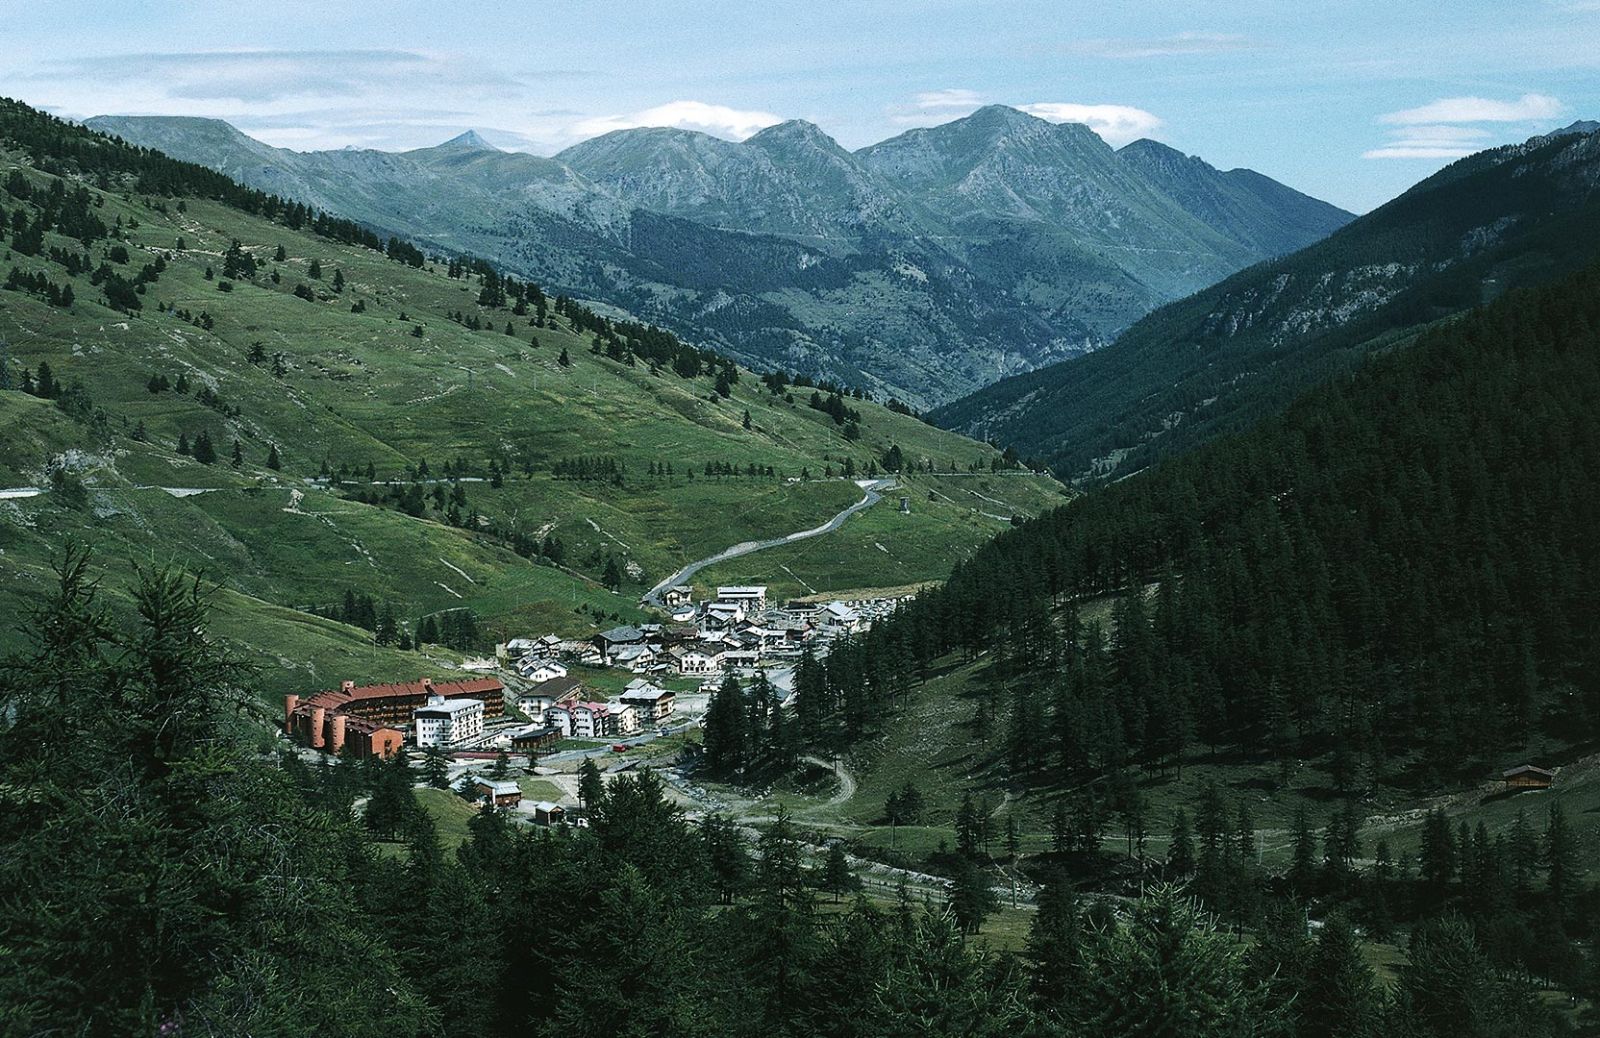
[931,120,1600,479]
[86,106,1352,407]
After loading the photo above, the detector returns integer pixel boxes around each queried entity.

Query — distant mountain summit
[931,122,1600,478]
[1116,138,1353,256]
[88,106,1354,405]
[439,129,497,151]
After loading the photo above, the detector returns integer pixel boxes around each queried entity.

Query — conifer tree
[422,745,450,789]
[192,431,216,465]
[1298,913,1378,1038]
[578,757,604,813]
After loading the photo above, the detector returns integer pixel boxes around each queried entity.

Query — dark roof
[596,625,644,643]
[1502,764,1555,779]
[527,676,583,700]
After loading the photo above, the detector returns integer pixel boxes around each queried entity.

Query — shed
[1502,764,1555,791]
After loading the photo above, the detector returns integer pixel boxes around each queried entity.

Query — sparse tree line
[305,588,482,651]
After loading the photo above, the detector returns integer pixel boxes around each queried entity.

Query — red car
[611,743,629,752]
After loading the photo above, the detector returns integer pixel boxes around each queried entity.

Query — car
[611,743,629,752]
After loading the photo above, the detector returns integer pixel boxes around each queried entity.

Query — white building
[606,701,641,735]
[547,701,611,739]
[516,658,569,684]
[414,694,485,748]
[716,585,768,610]
[822,601,863,633]
[671,643,727,676]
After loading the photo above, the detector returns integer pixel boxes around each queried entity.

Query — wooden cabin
[1502,764,1555,791]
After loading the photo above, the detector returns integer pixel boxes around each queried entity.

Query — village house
[821,601,863,633]
[766,618,813,647]
[515,658,569,684]
[518,675,583,720]
[702,601,746,628]
[663,585,694,608]
[593,625,645,657]
[414,694,486,749]
[670,642,727,677]
[547,701,612,739]
[1503,764,1555,791]
[620,680,676,722]
[605,701,641,735]
[510,724,561,754]
[502,637,540,658]
[717,585,768,610]
[532,801,566,826]
[473,778,523,808]
[609,642,658,673]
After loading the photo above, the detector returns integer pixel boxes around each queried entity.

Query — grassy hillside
[0,103,1059,696]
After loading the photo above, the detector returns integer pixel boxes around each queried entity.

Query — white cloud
[1364,93,1561,160]
[1017,102,1163,145]
[1362,146,1482,160]
[1071,31,1256,59]
[570,100,783,141]
[913,88,983,111]
[1379,92,1562,125]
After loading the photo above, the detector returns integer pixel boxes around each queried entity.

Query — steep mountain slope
[933,124,1600,479]
[0,98,1061,694]
[1116,137,1353,256]
[847,257,1600,790]
[87,108,1352,407]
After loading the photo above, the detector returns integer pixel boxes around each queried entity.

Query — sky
[2,0,1598,213]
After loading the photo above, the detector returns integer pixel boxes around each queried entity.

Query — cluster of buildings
[507,675,677,747]
[284,676,506,756]
[503,586,890,684]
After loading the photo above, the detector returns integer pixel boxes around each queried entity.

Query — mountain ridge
[929,123,1600,479]
[85,106,1354,407]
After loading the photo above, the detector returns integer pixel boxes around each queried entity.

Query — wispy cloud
[1364,93,1561,159]
[886,88,983,126]
[1379,92,1562,125]
[569,100,783,141]
[1018,103,1163,145]
[912,88,983,111]
[33,48,553,106]
[1070,31,1257,60]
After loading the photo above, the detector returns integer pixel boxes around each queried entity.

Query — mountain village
[278,583,907,823]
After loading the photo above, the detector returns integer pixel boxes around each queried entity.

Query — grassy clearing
[411,787,482,850]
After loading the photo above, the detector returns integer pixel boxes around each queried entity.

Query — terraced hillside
[0,100,1062,695]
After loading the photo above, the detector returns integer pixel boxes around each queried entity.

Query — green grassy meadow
[0,153,1058,699]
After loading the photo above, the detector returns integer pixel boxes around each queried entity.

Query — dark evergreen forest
[813,263,1600,787]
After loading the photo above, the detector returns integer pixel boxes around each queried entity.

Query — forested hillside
[933,125,1600,481]
[826,261,1600,782]
[0,97,1058,692]
[1,555,1575,1037]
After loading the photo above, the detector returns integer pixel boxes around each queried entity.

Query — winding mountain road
[642,479,896,606]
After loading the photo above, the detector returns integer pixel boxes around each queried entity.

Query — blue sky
[3,0,1597,212]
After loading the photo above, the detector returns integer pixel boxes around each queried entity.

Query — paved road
[642,479,896,606]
